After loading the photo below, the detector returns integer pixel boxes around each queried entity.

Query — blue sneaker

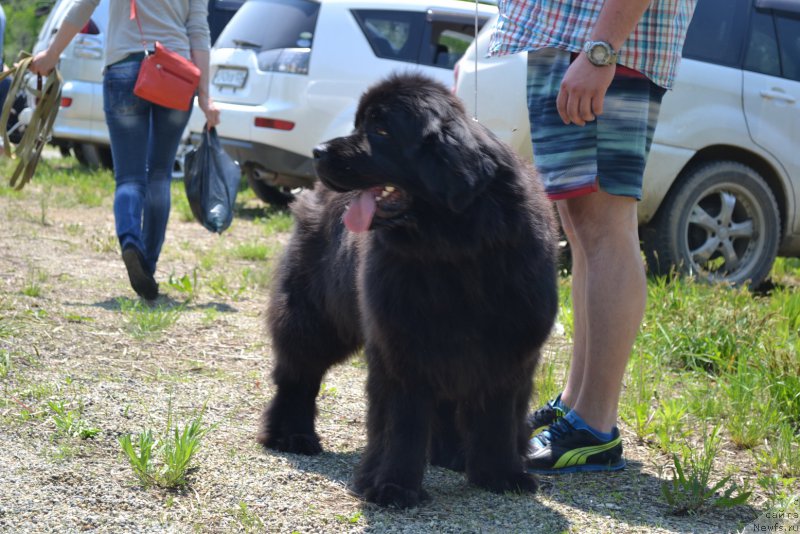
[526,414,626,474]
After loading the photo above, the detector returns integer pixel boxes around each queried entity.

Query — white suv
[454,0,800,288]
[31,0,244,169]
[186,0,495,205]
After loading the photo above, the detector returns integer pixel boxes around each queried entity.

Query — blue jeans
[103,59,191,275]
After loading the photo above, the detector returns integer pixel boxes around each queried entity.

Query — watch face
[589,44,610,64]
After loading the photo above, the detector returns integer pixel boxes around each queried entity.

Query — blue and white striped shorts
[526,48,667,200]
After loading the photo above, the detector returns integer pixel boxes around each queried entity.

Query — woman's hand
[198,94,220,129]
[29,49,60,76]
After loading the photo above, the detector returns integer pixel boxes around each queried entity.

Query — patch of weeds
[22,268,47,298]
[117,298,184,339]
[208,274,245,301]
[556,279,574,340]
[756,472,799,510]
[256,209,293,236]
[64,313,94,323]
[350,351,367,369]
[89,231,118,254]
[652,395,689,454]
[334,511,362,525]
[166,269,199,301]
[232,241,271,261]
[48,400,101,439]
[320,383,338,399]
[533,352,561,407]
[201,307,220,325]
[118,405,211,489]
[661,425,751,515]
[722,357,782,449]
[620,351,656,441]
[240,266,272,290]
[172,187,196,223]
[0,350,11,378]
[756,423,800,478]
[232,501,265,531]
[64,222,85,236]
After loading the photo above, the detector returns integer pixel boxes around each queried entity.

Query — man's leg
[558,190,646,433]
[557,205,586,410]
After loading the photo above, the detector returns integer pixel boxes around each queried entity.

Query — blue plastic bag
[183,127,241,233]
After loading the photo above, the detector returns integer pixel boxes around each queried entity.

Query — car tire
[245,168,295,207]
[74,143,113,170]
[643,161,780,288]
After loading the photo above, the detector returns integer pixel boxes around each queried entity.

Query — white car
[31,0,244,170]
[454,0,800,288]
[186,0,496,205]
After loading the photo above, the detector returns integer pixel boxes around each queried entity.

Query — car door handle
[760,89,797,104]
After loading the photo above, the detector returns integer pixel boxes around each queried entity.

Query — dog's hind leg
[430,400,466,471]
[461,389,538,494]
[258,295,359,455]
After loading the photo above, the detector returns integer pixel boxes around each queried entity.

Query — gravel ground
[0,171,769,533]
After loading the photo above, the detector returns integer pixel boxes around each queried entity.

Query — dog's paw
[257,431,323,455]
[361,483,430,509]
[469,470,538,495]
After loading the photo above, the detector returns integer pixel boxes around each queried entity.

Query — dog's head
[313,73,500,232]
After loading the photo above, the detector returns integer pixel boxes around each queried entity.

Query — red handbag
[129,0,200,111]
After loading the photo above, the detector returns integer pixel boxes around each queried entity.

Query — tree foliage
[2,1,53,65]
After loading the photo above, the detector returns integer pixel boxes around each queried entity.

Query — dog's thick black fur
[258,73,559,508]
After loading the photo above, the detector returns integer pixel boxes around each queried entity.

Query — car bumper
[189,132,316,188]
[52,79,109,145]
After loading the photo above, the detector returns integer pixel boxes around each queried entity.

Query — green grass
[119,404,210,489]
[48,399,101,440]
[117,298,184,339]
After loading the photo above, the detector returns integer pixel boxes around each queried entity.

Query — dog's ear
[419,117,498,213]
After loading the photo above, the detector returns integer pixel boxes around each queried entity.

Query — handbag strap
[129,0,149,52]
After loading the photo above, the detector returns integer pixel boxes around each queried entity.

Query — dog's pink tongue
[343,190,377,233]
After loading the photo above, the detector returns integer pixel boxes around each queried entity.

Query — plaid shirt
[489,0,697,89]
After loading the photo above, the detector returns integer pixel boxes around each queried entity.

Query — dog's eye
[374,127,390,137]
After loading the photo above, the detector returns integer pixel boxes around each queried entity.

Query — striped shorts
[526,48,667,200]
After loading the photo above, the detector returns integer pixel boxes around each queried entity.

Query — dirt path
[0,174,763,533]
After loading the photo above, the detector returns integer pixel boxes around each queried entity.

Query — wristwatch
[583,40,618,67]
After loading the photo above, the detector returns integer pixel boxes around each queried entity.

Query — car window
[352,10,424,62]
[208,0,245,45]
[682,0,749,66]
[775,12,800,81]
[420,16,487,69]
[744,10,781,76]
[215,0,320,51]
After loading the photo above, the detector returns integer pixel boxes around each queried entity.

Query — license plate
[213,67,248,89]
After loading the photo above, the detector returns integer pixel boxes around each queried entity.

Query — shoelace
[532,417,574,448]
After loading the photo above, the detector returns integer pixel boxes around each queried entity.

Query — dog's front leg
[461,389,538,494]
[353,359,433,508]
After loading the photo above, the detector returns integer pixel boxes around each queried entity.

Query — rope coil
[0,52,63,190]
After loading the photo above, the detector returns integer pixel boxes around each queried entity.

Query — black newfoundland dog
[258,73,559,508]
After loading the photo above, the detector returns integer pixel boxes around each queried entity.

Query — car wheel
[245,167,295,207]
[74,143,113,170]
[643,161,780,288]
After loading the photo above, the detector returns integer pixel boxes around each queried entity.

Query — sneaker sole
[527,458,626,475]
[122,248,158,301]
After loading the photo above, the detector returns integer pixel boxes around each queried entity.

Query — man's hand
[556,53,615,126]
